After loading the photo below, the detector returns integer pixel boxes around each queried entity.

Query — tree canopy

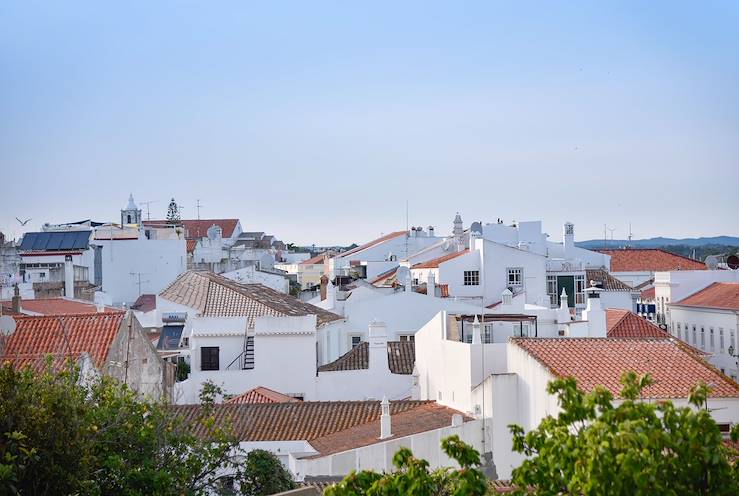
[0,361,294,495]
[509,372,739,495]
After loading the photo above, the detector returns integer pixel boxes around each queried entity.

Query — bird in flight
[15,217,31,226]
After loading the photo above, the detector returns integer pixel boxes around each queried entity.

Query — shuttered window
[201,346,220,371]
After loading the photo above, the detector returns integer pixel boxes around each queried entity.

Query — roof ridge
[12,311,125,320]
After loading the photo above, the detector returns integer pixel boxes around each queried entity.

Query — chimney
[410,364,420,400]
[64,255,74,298]
[583,281,606,337]
[320,275,329,301]
[410,227,416,238]
[471,315,482,345]
[11,284,21,314]
[368,320,389,372]
[563,222,575,257]
[501,288,513,306]
[379,396,392,439]
[557,288,571,324]
[428,226,435,237]
[427,272,436,297]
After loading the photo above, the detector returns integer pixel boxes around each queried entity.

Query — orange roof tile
[606,309,670,339]
[511,337,739,399]
[186,239,197,254]
[226,386,300,404]
[338,231,407,259]
[369,267,399,286]
[411,249,469,269]
[143,219,239,239]
[1,312,125,371]
[300,254,328,265]
[172,400,468,457]
[598,249,705,272]
[640,287,656,300]
[317,341,415,375]
[0,298,118,316]
[673,282,739,311]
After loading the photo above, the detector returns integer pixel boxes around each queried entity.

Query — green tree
[0,362,250,495]
[166,197,181,223]
[240,449,295,495]
[509,372,739,495]
[325,435,488,496]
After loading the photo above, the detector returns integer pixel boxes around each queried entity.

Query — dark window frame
[201,346,220,371]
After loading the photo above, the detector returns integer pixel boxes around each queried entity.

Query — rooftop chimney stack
[428,226,435,237]
[471,315,482,345]
[64,255,74,298]
[583,281,606,337]
[368,320,389,372]
[563,222,575,258]
[427,272,436,298]
[379,396,392,439]
[319,275,329,301]
[11,284,21,314]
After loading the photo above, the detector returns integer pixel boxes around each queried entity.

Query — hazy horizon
[2,1,738,245]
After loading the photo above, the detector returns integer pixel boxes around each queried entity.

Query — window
[507,268,523,288]
[463,270,480,286]
[351,336,362,348]
[399,335,415,342]
[719,328,724,351]
[676,322,681,339]
[513,323,530,338]
[692,325,697,345]
[575,275,586,305]
[730,330,736,352]
[700,327,705,349]
[710,327,715,351]
[484,324,493,344]
[200,346,219,371]
[547,276,558,306]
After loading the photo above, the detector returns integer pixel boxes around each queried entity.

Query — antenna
[628,222,633,248]
[129,272,152,297]
[196,199,204,220]
[139,200,159,221]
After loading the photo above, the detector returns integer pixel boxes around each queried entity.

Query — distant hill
[576,236,739,250]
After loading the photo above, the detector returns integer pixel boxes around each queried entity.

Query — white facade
[222,265,289,293]
[654,270,739,326]
[669,304,739,381]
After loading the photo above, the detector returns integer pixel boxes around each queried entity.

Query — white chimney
[501,288,513,306]
[563,222,575,258]
[428,226,435,237]
[427,272,436,298]
[583,282,606,337]
[379,396,392,439]
[64,255,74,298]
[368,320,389,372]
[557,288,571,324]
[471,315,482,345]
[410,364,420,400]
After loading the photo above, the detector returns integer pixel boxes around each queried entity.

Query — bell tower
[121,193,142,225]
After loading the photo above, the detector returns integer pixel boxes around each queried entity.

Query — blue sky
[1,1,738,245]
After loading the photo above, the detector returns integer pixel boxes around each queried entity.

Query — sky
[1,1,738,246]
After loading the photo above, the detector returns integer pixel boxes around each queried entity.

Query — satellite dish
[470,221,482,235]
[395,266,410,283]
[705,255,719,270]
[0,315,17,336]
[728,255,739,270]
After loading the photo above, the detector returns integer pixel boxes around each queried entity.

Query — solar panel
[18,230,91,251]
[157,325,184,350]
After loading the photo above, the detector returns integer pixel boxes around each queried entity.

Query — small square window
[463,270,479,286]
[200,346,220,371]
[507,268,523,287]
[351,336,362,348]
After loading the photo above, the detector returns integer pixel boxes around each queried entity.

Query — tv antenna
[139,200,159,221]
[129,272,151,297]
[196,199,204,220]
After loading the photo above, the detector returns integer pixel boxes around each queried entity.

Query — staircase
[243,336,255,370]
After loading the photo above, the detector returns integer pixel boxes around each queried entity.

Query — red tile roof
[640,287,655,300]
[300,254,328,265]
[1,312,125,371]
[172,400,467,457]
[673,282,739,311]
[369,267,399,286]
[585,269,634,292]
[598,249,705,272]
[338,231,407,259]
[143,219,239,239]
[606,309,669,339]
[160,271,342,326]
[511,337,739,399]
[317,341,415,375]
[411,249,469,269]
[226,386,300,404]
[186,239,197,254]
[131,294,157,313]
[0,298,118,316]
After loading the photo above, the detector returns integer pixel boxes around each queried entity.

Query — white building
[599,248,706,288]
[222,264,290,293]
[653,269,739,326]
[668,282,739,380]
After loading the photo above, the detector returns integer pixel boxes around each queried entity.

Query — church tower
[121,194,142,225]
[453,212,464,247]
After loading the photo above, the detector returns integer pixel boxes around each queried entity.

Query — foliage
[176,359,191,382]
[240,449,296,496]
[166,197,181,223]
[509,372,739,495]
[325,435,488,496]
[0,362,269,495]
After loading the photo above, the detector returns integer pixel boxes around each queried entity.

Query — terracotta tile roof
[185,239,197,254]
[411,249,469,269]
[143,219,239,239]
[369,267,399,287]
[0,298,118,315]
[226,386,300,404]
[131,294,156,313]
[606,309,669,339]
[598,249,706,272]
[338,231,407,259]
[1,312,125,371]
[172,400,466,457]
[300,254,327,265]
[159,271,341,326]
[317,341,415,375]
[511,337,739,399]
[640,287,656,300]
[673,282,739,311]
[585,269,634,292]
